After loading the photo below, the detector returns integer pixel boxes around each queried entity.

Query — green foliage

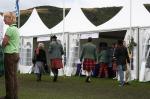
[82,7,122,26]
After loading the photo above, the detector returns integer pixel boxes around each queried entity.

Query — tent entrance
[98,30,127,46]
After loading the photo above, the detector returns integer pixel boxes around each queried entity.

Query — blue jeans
[118,65,124,85]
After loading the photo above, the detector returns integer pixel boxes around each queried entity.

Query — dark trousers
[51,68,58,82]
[4,53,19,99]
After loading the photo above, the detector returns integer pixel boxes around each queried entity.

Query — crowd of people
[80,37,130,86]
[0,11,132,99]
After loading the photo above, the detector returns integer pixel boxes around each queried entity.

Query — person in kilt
[33,43,47,81]
[48,35,64,82]
[97,42,109,78]
[80,37,97,83]
[0,12,20,99]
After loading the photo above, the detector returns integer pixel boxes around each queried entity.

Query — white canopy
[96,0,150,31]
[19,8,50,37]
[50,6,96,34]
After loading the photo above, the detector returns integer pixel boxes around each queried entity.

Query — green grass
[0,74,150,99]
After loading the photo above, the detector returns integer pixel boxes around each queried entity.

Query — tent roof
[50,6,96,34]
[96,0,150,32]
[0,0,124,12]
[19,8,50,37]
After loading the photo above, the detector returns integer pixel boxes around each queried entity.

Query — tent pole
[137,28,140,80]
[129,0,132,36]
[63,0,65,48]
[62,0,66,75]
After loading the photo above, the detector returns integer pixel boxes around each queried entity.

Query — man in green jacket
[48,35,64,82]
[80,37,97,82]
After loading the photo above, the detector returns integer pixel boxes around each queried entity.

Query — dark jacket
[33,48,47,64]
[114,46,130,65]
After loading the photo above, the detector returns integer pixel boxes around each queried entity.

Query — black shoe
[53,75,57,82]
[36,78,41,82]
[85,77,91,83]
[125,82,130,85]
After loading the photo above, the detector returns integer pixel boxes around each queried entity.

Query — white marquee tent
[96,0,150,31]
[50,6,96,34]
[1,0,150,81]
[95,0,150,82]
[49,6,98,76]
[18,9,50,73]
[19,8,50,37]
[18,6,98,75]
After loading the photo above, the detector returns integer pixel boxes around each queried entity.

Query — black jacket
[114,46,130,65]
[33,48,47,64]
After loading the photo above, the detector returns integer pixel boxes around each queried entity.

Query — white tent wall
[64,33,80,76]
[18,37,33,73]
[124,28,139,81]
[0,15,3,44]
[139,27,150,82]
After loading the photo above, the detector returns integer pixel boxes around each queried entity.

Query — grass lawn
[0,74,150,99]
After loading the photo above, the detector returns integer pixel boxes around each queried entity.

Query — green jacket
[80,42,97,61]
[98,50,110,63]
[48,41,64,59]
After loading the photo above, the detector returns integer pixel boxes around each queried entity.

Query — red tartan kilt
[83,59,96,71]
[50,59,63,69]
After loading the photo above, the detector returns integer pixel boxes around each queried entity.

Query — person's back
[49,41,64,59]
[98,49,109,63]
[81,42,96,60]
[48,35,64,82]
[80,37,97,83]
[115,46,129,66]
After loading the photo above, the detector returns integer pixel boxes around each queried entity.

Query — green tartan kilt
[0,46,4,77]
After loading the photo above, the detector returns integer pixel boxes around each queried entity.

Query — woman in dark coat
[33,43,47,81]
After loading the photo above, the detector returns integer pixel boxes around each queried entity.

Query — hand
[80,59,82,63]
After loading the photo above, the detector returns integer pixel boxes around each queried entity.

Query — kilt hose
[50,58,63,69]
[83,59,96,72]
[4,53,19,99]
